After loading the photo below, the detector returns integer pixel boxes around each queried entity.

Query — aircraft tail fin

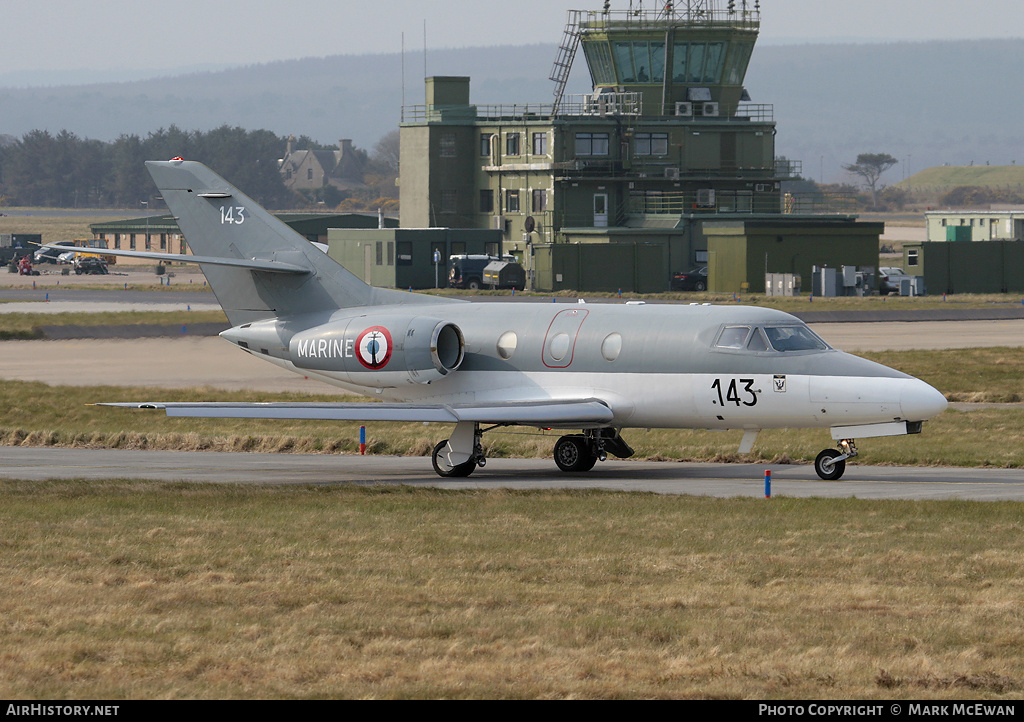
[145,159,422,326]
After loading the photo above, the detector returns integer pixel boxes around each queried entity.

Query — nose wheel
[814,440,857,480]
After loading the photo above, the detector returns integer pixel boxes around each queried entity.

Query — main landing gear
[814,439,858,480]
[430,423,634,478]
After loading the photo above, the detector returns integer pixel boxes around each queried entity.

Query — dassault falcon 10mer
[53,160,947,480]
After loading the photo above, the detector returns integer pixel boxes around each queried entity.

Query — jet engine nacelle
[289,315,464,386]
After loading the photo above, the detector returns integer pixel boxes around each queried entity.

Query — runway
[3,446,1024,501]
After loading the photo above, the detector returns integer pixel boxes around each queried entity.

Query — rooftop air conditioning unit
[674,101,693,117]
[664,167,680,180]
[696,189,716,208]
[702,102,720,117]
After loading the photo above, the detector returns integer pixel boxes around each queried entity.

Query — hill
[897,165,1024,192]
[1,38,1023,182]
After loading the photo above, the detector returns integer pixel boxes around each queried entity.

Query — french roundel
[355,326,393,369]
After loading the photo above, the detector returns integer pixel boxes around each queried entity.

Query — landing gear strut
[431,422,485,478]
[554,429,633,473]
[814,439,858,480]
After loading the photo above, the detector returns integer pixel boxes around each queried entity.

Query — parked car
[878,267,907,295]
[74,256,109,275]
[671,266,708,291]
[33,241,75,264]
[448,254,515,290]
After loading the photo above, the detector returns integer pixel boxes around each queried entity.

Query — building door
[593,193,608,228]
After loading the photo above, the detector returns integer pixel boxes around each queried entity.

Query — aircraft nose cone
[900,379,948,420]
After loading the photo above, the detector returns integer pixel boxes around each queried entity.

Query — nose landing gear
[814,439,858,480]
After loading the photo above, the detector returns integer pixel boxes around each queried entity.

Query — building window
[505,189,520,213]
[160,234,167,250]
[532,189,548,213]
[480,189,494,213]
[440,132,457,158]
[376,241,383,265]
[307,168,314,181]
[575,132,609,156]
[480,133,492,157]
[506,133,521,156]
[129,234,136,250]
[441,190,457,214]
[635,132,669,156]
[907,249,919,267]
[533,132,548,156]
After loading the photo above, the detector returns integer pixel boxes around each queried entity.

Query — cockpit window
[763,325,829,352]
[746,328,769,352]
[714,323,829,353]
[715,326,750,349]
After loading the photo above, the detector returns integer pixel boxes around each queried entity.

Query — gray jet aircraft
[51,160,948,480]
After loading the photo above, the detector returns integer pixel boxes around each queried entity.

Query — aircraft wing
[39,244,310,274]
[99,399,615,426]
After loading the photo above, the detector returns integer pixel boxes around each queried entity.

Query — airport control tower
[552,0,760,119]
[395,1,879,293]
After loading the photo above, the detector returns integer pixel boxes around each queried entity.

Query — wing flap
[99,399,614,426]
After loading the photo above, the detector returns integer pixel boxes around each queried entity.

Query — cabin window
[601,333,622,362]
[497,331,518,360]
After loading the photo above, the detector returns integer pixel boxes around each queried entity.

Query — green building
[399,2,879,293]
[327,227,503,289]
[903,241,1024,294]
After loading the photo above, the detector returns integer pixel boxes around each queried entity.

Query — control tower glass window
[583,41,616,85]
[613,41,637,82]
[610,41,665,84]
[673,42,726,83]
[724,41,754,85]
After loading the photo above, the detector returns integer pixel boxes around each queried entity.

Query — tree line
[0,126,398,211]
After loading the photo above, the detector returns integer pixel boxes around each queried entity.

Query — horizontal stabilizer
[40,244,310,274]
[100,399,614,426]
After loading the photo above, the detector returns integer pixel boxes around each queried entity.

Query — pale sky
[4,0,1023,78]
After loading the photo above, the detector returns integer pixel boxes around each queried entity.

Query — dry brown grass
[1,482,1023,699]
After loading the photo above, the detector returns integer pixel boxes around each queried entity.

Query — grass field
[3,315,1024,698]
[2,481,1023,699]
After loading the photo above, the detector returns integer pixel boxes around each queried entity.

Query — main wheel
[814,449,846,480]
[553,435,598,473]
[431,439,476,478]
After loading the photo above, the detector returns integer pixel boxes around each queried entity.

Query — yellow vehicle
[72,239,117,265]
